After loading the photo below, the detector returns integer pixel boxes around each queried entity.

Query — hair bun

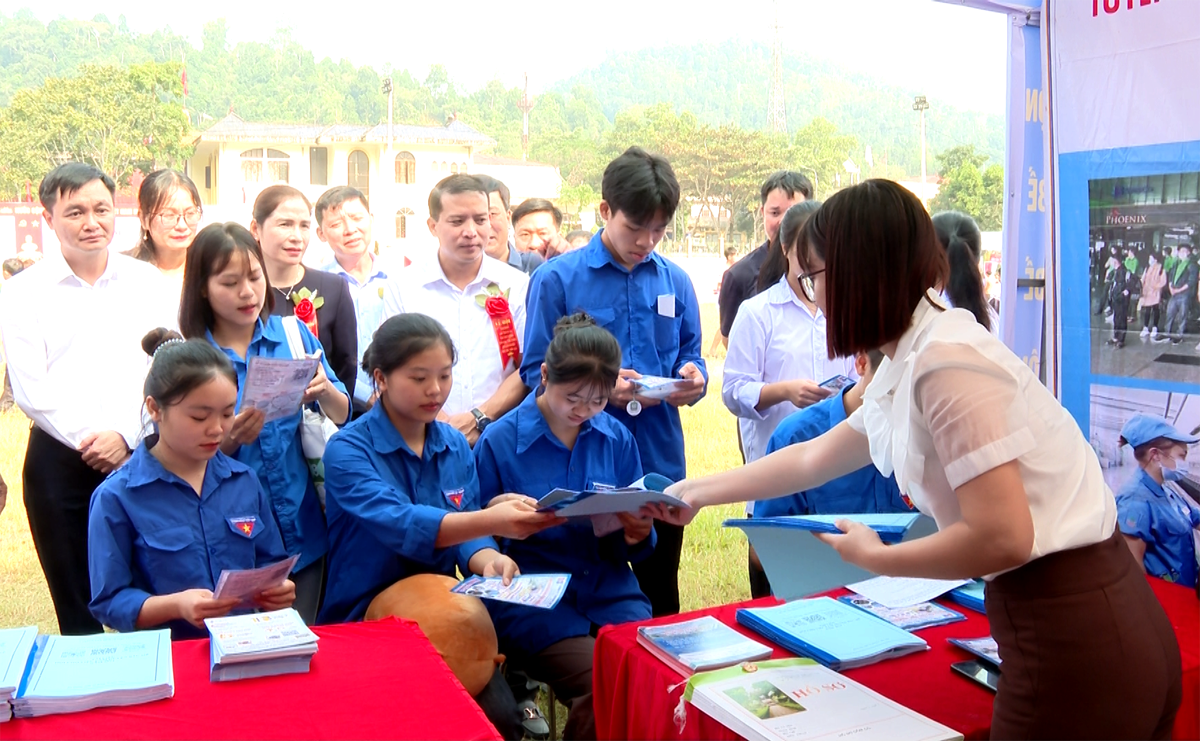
[553,312,597,336]
[142,327,185,357]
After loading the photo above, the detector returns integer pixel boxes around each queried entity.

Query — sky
[17,0,1011,114]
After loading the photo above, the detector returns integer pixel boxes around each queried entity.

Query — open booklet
[451,574,570,610]
[536,473,685,536]
[241,356,319,422]
[684,657,962,741]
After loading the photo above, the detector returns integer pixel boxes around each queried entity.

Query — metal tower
[518,73,535,161]
[767,3,787,135]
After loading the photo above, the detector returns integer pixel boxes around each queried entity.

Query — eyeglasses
[153,207,203,228]
[796,268,826,301]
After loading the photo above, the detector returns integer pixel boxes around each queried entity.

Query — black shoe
[519,700,550,740]
[1172,339,1183,346]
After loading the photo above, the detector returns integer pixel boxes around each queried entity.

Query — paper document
[204,608,318,658]
[241,356,319,422]
[20,631,173,698]
[630,375,694,400]
[451,574,570,610]
[213,555,299,608]
[846,576,970,608]
[0,626,37,694]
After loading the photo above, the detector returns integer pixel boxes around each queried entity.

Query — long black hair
[932,211,990,331]
[757,200,823,293]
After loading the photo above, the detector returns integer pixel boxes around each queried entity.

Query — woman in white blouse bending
[649,180,1181,740]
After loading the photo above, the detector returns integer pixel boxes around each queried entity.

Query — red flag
[181,67,189,97]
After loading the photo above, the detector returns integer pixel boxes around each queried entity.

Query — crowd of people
[0,151,1191,741]
[1093,239,1199,349]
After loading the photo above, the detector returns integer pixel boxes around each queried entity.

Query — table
[595,577,1199,741]
[6,618,501,741]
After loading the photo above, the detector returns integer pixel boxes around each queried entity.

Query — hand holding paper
[666,362,706,407]
[213,554,299,608]
[815,518,888,570]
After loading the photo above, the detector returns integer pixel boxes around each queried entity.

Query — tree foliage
[0,60,189,196]
[929,145,1004,230]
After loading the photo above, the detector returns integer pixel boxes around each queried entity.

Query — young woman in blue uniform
[179,223,350,624]
[319,313,561,741]
[1116,414,1200,590]
[475,313,656,741]
[88,329,295,640]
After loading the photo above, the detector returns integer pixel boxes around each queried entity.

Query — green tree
[935,144,988,176]
[0,61,191,196]
[788,117,859,198]
[929,145,1005,230]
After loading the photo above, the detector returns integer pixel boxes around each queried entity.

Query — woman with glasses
[721,200,856,597]
[650,179,1181,740]
[127,170,204,295]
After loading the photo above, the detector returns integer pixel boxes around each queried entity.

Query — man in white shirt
[315,185,393,417]
[382,174,530,445]
[0,163,176,635]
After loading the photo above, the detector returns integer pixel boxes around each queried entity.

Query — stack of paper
[737,597,928,670]
[946,580,986,614]
[11,630,174,718]
[205,608,318,682]
[685,657,963,741]
[637,616,773,676]
[0,626,37,722]
[836,596,966,632]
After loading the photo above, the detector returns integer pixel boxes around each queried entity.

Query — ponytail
[757,200,822,293]
[932,211,990,331]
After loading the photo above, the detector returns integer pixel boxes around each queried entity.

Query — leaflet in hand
[836,596,966,632]
[637,615,773,676]
[818,374,855,392]
[630,374,694,400]
[12,630,174,718]
[537,475,686,520]
[947,636,1000,667]
[451,574,570,610]
[846,575,970,609]
[241,356,319,422]
[212,554,299,608]
[733,513,922,544]
[736,596,928,670]
[684,657,962,741]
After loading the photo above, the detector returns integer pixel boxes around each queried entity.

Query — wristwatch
[471,408,492,433]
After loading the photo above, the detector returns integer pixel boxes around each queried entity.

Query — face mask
[1163,457,1191,482]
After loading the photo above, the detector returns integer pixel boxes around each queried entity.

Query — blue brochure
[725,514,938,600]
[947,580,986,614]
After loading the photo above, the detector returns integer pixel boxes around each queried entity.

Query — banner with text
[1048,0,1200,491]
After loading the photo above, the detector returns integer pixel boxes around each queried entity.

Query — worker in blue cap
[1116,414,1200,589]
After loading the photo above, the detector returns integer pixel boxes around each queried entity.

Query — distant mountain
[551,41,1004,177]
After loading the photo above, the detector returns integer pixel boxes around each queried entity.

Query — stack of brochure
[684,657,962,741]
[12,630,174,718]
[946,580,986,614]
[737,597,928,670]
[0,626,37,721]
[205,608,318,682]
[836,596,966,631]
[637,616,773,676]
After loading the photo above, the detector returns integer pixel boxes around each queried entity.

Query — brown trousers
[522,636,596,740]
[986,531,1182,740]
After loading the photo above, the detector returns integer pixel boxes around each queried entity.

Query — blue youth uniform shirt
[756,385,910,518]
[1117,469,1200,589]
[474,392,654,659]
[206,315,348,572]
[318,404,497,624]
[88,441,289,640]
[521,232,707,481]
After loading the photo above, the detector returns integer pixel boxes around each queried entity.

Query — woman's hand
[174,589,241,628]
[304,363,335,406]
[815,520,888,571]
[254,579,297,611]
[641,480,702,527]
[222,408,266,454]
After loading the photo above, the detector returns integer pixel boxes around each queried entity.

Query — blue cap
[1119,414,1200,449]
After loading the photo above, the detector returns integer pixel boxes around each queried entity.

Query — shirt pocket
[586,307,617,332]
[651,297,681,350]
[137,525,198,588]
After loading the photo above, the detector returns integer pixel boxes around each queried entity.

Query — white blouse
[847,292,1115,570]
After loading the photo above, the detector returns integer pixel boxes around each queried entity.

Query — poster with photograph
[1088,384,1200,500]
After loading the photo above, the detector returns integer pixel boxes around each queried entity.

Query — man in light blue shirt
[315,186,393,416]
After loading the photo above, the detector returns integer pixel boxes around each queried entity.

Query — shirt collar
[124,439,234,491]
[323,255,388,285]
[766,275,820,317]
[583,230,664,274]
[414,252,502,292]
[513,391,614,454]
[43,249,122,287]
[206,318,277,350]
[1136,468,1169,499]
[363,402,451,457]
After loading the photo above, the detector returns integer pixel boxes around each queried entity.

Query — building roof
[194,113,495,147]
[473,154,556,168]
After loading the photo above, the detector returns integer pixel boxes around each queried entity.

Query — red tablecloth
[595,577,1199,741]
[6,618,500,741]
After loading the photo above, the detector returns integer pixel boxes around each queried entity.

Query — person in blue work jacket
[476,313,655,741]
[752,349,909,597]
[318,313,563,740]
[88,329,295,640]
[522,146,707,618]
[1116,414,1200,590]
[179,222,350,624]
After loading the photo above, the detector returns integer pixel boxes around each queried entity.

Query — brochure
[836,596,966,632]
[947,637,1001,667]
[241,356,319,422]
[846,576,971,609]
[637,616,773,676]
[212,554,299,608]
[630,375,695,400]
[451,574,571,610]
